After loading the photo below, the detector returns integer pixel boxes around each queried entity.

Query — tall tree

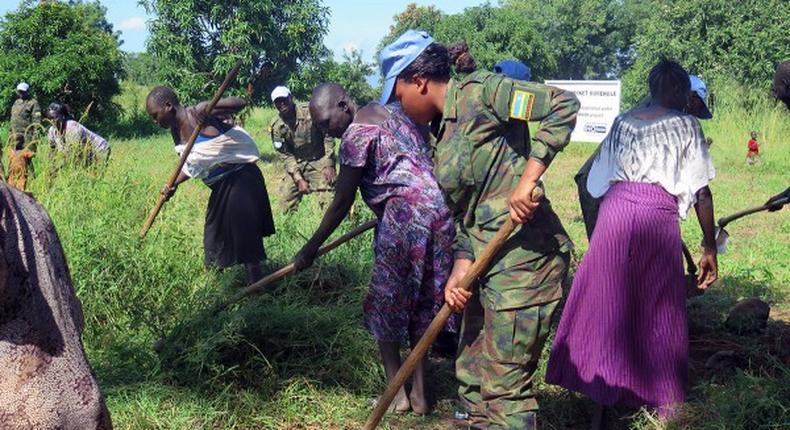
[141,0,330,105]
[378,3,445,53]
[378,2,557,81]
[325,50,378,105]
[621,0,790,106]
[289,50,377,105]
[505,0,639,80]
[123,52,159,87]
[434,4,556,81]
[0,0,124,125]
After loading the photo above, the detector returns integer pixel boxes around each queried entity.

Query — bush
[141,0,330,105]
[621,0,790,107]
[0,0,124,127]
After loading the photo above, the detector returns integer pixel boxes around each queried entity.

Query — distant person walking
[8,82,41,151]
[146,86,275,283]
[46,102,110,166]
[546,59,718,427]
[269,86,337,213]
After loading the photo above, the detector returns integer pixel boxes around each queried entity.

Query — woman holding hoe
[46,102,110,167]
[546,60,718,428]
[383,30,579,429]
[293,77,457,413]
[146,86,275,284]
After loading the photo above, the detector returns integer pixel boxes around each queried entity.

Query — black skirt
[204,163,275,269]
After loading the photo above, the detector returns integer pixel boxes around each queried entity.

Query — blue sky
[0,0,484,61]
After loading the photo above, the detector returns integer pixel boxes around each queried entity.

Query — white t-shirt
[174,126,260,182]
[587,109,715,218]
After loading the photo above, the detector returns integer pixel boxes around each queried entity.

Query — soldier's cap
[271,86,291,102]
[689,75,713,119]
[16,82,29,92]
[494,60,532,81]
[379,29,433,105]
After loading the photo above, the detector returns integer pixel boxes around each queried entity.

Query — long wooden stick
[718,197,788,229]
[140,60,244,239]
[363,187,544,430]
[215,219,377,313]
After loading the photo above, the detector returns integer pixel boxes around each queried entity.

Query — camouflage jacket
[10,97,42,134]
[269,103,335,182]
[435,70,579,306]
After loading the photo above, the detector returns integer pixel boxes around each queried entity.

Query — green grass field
[18,83,790,429]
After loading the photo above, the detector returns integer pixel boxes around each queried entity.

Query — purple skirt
[545,182,687,413]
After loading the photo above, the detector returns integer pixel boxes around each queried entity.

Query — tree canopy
[379,0,788,105]
[621,0,790,105]
[378,1,630,82]
[0,0,124,126]
[289,50,378,106]
[123,52,159,87]
[141,0,330,105]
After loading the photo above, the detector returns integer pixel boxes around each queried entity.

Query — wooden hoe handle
[363,187,544,430]
[140,60,244,239]
[215,219,378,313]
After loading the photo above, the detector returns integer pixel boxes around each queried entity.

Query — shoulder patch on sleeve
[509,89,535,121]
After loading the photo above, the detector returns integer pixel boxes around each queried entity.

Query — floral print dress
[340,105,457,343]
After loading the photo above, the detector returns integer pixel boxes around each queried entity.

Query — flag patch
[509,89,535,121]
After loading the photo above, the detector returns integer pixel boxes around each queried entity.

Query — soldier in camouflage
[384,32,579,429]
[6,82,42,190]
[269,86,336,213]
[9,82,42,151]
[440,61,579,430]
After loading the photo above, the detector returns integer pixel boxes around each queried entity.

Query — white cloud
[118,17,146,31]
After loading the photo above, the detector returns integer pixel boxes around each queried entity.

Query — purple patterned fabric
[546,182,687,415]
[341,105,457,342]
[0,183,112,428]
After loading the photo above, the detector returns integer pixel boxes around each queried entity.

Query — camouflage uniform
[269,103,336,212]
[9,97,42,150]
[434,70,579,429]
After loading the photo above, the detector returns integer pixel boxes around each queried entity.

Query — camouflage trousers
[456,251,569,430]
[279,163,334,213]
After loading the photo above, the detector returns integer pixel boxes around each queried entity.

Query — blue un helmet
[493,60,532,81]
[378,29,434,105]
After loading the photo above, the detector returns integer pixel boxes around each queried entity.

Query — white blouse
[174,126,260,181]
[48,120,109,153]
[587,109,715,218]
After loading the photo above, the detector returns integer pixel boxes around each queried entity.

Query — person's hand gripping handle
[363,186,544,430]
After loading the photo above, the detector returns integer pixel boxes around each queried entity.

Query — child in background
[747,131,760,164]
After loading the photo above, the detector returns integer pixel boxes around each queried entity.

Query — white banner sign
[544,80,621,143]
